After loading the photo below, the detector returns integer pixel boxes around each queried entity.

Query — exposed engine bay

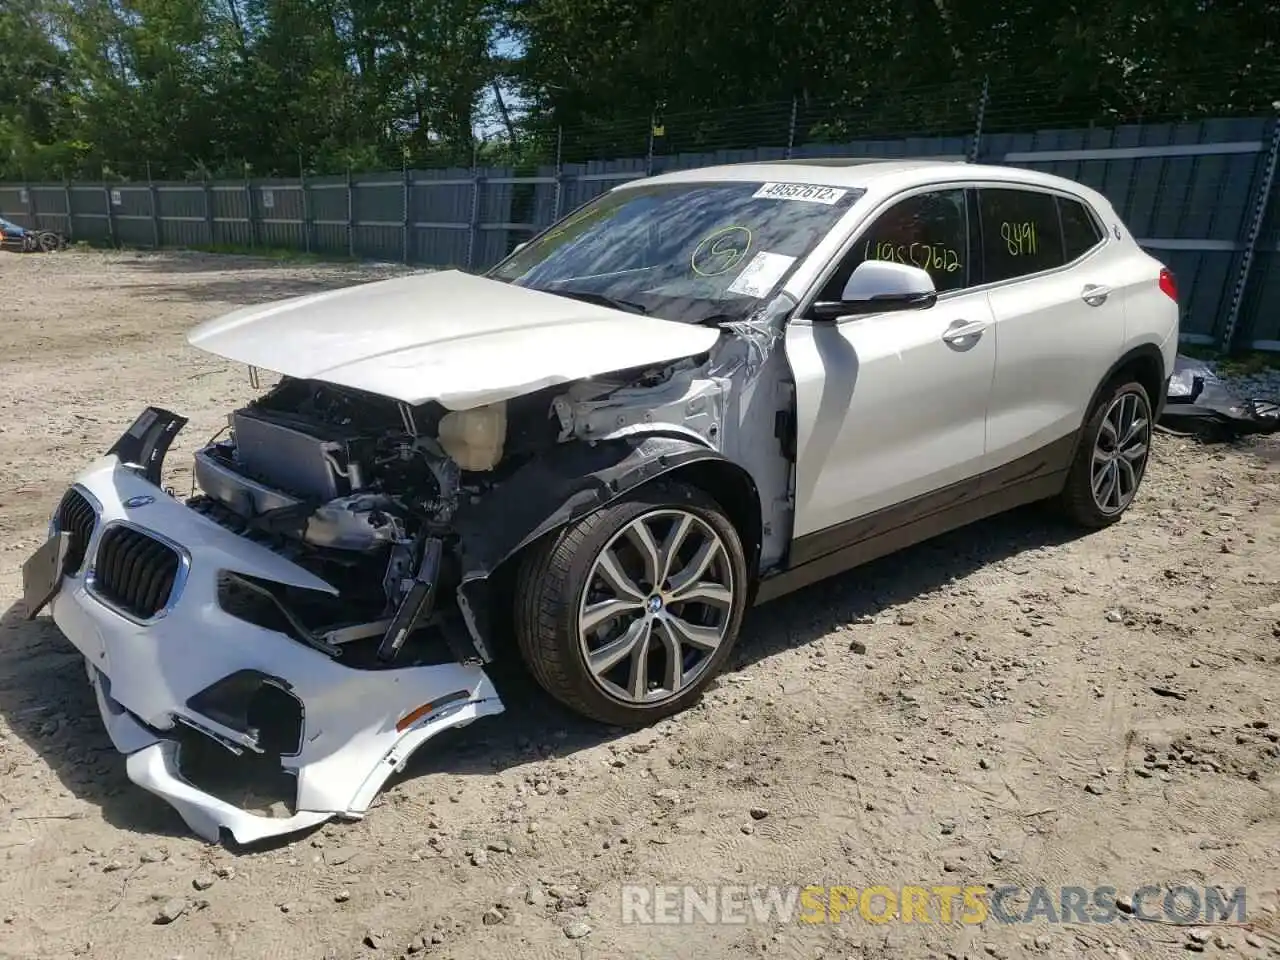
[185,353,759,671]
[190,376,553,665]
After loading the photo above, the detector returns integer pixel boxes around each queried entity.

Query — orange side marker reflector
[396,702,434,732]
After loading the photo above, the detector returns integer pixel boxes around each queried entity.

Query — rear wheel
[514,481,748,726]
[1059,379,1153,527]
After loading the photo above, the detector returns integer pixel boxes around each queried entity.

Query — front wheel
[513,481,749,726]
[1059,379,1153,528]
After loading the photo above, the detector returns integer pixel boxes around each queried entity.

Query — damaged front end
[23,330,768,842]
[23,404,509,844]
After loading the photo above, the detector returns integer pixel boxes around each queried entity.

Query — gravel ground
[1,249,1278,960]
[1214,369,1280,404]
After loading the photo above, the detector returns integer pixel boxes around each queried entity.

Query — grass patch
[62,236,362,264]
[180,242,358,264]
[1178,344,1280,377]
[1213,351,1280,378]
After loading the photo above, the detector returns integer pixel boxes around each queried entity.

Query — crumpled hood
[187,269,720,410]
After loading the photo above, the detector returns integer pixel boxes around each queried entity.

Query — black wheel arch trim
[1069,342,1167,464]
[452,433,762,660]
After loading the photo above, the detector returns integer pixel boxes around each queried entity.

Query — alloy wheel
[577,509,735,704]
[1091,390,1151,514]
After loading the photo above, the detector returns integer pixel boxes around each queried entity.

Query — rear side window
[978,188,1065,282]
[1059,196,1104,261]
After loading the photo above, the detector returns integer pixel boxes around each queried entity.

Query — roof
[625,158,1102,203]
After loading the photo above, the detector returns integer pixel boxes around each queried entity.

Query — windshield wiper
[548,289,650,315]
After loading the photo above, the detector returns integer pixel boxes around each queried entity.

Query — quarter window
[977,188,1066,282]
[1059,196,1104,262]
[822,189,969,299]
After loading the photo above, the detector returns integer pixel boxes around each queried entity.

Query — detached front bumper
[31,452,504,844]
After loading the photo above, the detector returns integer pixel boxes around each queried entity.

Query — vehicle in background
[0,216,68,252]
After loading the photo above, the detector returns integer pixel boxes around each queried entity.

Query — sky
[476,35,527,139]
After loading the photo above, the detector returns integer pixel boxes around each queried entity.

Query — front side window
[490,181,864,326]
[978,188,1066,282]
[821,189,970,299]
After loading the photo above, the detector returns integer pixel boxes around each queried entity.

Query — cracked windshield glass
[490,181,865,325]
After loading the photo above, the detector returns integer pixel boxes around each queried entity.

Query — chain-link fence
[2,74,1278,352]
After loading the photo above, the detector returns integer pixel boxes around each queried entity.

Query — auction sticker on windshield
[753,182,847,204]
[727,251,797,298]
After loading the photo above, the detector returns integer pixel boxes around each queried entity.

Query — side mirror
[810,260,938,321]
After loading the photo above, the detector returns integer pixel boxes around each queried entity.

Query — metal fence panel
[996,127,1269,345]
[104,185,150,247]
[1237,148,1280,346]
[305,177,349,255]
[0,185,23,214]
[31,186,70,233]
[1245,250,1280,345]
[71,186,112,243]
[352,174,405,262]
[409,168,473,266]
[531,164,560,230]
[411,227,469,267]
[253,181,305,249]
[154,183,208,247]
[3,113,1278,350]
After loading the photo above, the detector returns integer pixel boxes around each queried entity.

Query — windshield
[489,181,864,325]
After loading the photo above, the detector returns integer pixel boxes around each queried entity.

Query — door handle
[941,319,988,345]
[1081,284,1111,306]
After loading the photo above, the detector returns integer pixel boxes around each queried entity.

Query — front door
[786,187,996,549]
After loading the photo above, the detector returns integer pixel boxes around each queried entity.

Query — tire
[514,481,749,726]
[1059,378,1153,528]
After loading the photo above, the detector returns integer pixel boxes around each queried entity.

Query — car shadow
[112,251,412,308]
[397,502,1089,779]
[0,503,1088,846]
[0,607,193,838]
[124,277,363,308]
[109,251,352,275]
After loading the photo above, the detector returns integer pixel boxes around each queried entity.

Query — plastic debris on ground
[1160,354,1280,441]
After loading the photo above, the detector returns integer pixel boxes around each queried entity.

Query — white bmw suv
[23,160,1178,842]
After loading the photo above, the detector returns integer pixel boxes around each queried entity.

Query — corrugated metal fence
[2,115,1279,351]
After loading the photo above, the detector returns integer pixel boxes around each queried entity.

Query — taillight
[1158,268,1177,302]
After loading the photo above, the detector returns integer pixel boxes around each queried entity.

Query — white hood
[187,269,721,410]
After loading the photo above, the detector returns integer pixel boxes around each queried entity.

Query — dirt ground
[0,249,1278,960]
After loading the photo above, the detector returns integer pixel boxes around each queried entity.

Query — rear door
[978,186,1125,468]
